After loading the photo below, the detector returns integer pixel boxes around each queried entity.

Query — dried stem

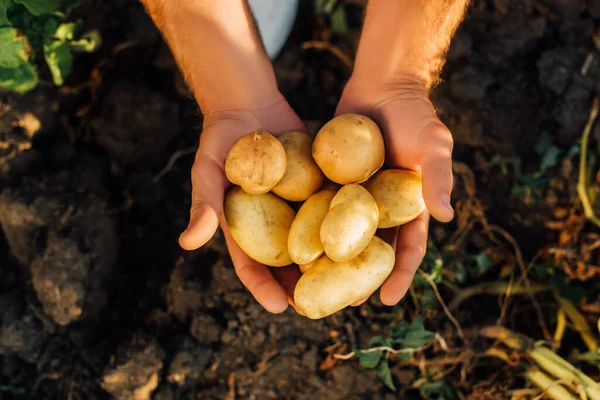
[577,97,600,228]
[418,270,466,343]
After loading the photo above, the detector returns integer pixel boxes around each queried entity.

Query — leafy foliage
[0,0,100,93]
[314,0,349,34]
[354,316,434,391]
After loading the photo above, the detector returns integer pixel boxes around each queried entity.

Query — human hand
[335,76,455,306]
[178,96,306,314]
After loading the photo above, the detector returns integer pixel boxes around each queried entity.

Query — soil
[1,0,600,399]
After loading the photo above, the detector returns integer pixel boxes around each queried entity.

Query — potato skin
[298,260,315,274]
[312,114,385,184]
[272,131,324,201]
[366,169,426,228]
[224,129,287,195]
[294,236,395,319]
[320,184,379,262]
[224,186,295,266]
[288,189,336,265]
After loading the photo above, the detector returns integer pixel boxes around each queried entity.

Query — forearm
[140,0,280,115]
[352,0,470,91]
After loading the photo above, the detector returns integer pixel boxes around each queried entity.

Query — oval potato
[298,259,316,274]
[366,169,426,228]
[294,236,395,319]
[312,114,385,184]
[224,186,295,266]
[272,131,324,201]
[224,129,287,194]
[288,189,336,265]
[320,184,379,262]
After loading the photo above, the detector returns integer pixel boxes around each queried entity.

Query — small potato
[288,189,336,265]
[366,169,426,228]
[320,184,379,262]
[224,186,295,266]
[294,236,395,319]
[298,260,316,274]
[312,114,385,184]
[224,129,286,194]
[272,131,324,201]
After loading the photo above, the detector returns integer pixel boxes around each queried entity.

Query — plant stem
[577,97,600,228]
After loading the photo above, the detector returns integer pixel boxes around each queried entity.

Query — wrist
[142,0,280,113]
[339,72,430,111]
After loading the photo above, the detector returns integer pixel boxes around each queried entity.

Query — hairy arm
[352,0,470,91]
[139,0,280,115]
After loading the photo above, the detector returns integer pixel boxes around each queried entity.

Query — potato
[298,260,315,274]
[272,131,324,201]
[288,189,336,265]
[366,169,426,228]
[224,129,287,195]
[320,184,379,262]
[224,186,295,266]
[294,236,395,319]
[312,114,385,184]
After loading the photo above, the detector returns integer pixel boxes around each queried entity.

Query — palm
[179,97,307,314]
[336,83,454,306]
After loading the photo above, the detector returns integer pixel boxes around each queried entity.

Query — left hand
[335,75,455,306]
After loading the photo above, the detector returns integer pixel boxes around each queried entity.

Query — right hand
[178,94,307,314]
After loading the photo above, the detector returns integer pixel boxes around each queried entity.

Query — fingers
[220,215,289,314]
[419,122,454,223]
[179,153,226,250]
[380,210,429,306]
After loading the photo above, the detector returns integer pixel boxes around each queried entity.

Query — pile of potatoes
[223,114,426,319]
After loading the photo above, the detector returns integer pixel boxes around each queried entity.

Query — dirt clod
[101,335,165,400]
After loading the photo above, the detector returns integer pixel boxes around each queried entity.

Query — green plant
[0,0,100,93]
[347,316,435,391]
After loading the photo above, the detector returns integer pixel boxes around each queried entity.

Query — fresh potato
[288,189,336,265]
[224,129,287,195]
[298,260,315,274]
[224,186,295,266]
[272,131,324,201]
[320,184,379,262]
[366,169,426,228]
[294,236,395,319]
[312,114,385,184]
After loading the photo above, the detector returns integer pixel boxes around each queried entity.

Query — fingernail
[441,195,454,213]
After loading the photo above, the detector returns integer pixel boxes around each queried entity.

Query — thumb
[419,121,454,223]
[179,153,226,250]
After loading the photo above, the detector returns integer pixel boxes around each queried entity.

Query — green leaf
[574,349,600,366]
[330,4,348,34]
[474,252,492,273]
[421,288,437,309]
[377,359,396,391]
[354,350,382,369]
[43,18,58,34]
[43,39,71,85]
[314,0,337,14]
[539,145,560,173]
[369,336,384,346]
[54,20,80,39]
[0,62,38,93]
[402,316,434,348]
[69,29,101,52]
[0,27,30,67]
[534,131,553,155]
[0,0,12,27]
[14,0,59,16]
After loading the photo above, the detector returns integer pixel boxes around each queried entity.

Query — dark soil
[1,0,600,399]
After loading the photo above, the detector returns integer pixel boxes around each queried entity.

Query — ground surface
[1,0,600,399]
